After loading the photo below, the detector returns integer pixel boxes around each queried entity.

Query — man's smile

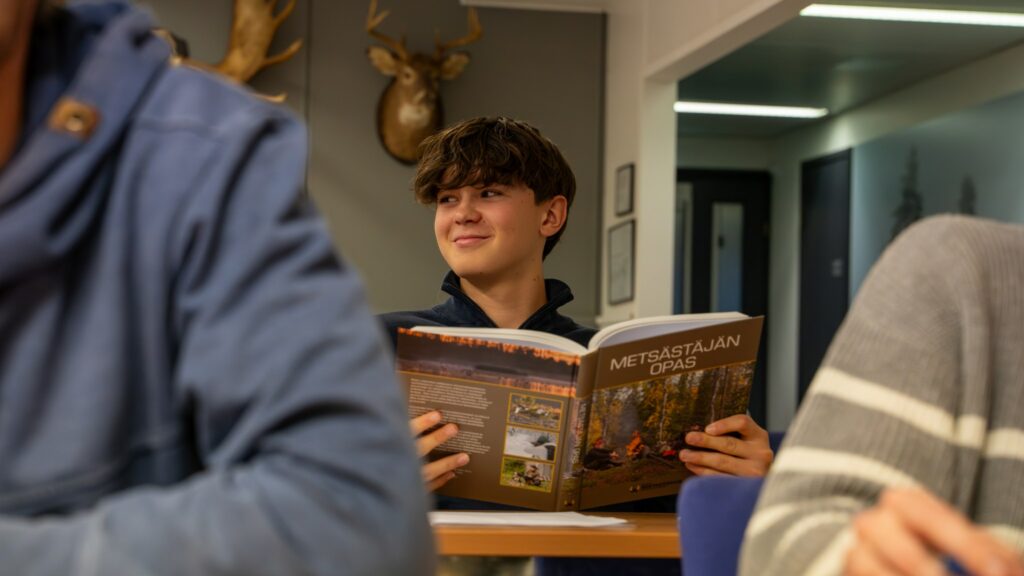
[452,234,491,247]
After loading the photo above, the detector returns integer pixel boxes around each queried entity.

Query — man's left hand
[678,414,773,477]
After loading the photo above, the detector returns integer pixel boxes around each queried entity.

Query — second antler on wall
[366,0,483,164]
[215,0,303,85]
[165,0,303,101]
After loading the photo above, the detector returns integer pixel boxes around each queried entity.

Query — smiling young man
[388,116,591,342]
[381,116,773,497]
[382,118,590,490]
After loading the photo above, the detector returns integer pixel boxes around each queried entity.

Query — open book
[397,312,764,511]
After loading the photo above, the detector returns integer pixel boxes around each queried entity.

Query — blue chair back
[676,431,784,576]
[678,476,764,576]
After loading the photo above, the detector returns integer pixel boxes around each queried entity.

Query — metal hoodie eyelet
[47,98,100,140]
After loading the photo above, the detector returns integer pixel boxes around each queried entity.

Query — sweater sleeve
[739,215,1023,576]
[0,101,435,575]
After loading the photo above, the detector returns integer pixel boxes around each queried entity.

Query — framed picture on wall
[615,163,634,216]
[607,219,635,305]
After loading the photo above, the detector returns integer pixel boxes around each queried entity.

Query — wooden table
[433,513,681,558]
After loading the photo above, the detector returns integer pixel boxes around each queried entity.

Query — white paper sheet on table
[429,511,629,527]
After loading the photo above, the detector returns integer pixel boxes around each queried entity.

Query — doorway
[799,150,852,403]
[676,169,771,426]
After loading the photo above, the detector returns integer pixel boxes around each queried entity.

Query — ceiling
[679,0,1024,138]
[466,0,1024,139]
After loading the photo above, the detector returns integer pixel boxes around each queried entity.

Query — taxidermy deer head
[366,0,482,164]
[171,0,303,101]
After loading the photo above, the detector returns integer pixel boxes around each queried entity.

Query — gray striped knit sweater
[740,215,1024,575]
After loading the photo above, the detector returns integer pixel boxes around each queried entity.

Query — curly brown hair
[414,116,576,259]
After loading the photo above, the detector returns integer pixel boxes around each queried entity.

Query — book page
[589,312,748,349]
[411,326,588,355]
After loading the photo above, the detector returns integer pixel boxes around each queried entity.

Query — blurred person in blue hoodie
[0,1,433,574]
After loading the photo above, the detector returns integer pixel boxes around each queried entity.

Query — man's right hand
[846,487,1024,576]
[410,411,470,492]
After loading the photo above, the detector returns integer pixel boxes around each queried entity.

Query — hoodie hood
[0,2,168,287]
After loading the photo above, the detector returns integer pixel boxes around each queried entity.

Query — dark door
[677,169,770,427]
[799,150,851,403]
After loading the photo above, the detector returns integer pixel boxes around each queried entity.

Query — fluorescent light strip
[674,101,829,119]
[801,4,1024,27]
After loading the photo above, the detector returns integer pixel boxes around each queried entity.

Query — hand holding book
[678,413,773,477]
[411,410,470,491]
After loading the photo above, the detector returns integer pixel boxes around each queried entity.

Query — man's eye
[481,189,501,198]
[438,195,456,204]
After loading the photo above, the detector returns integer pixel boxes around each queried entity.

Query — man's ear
[539,195,568,238]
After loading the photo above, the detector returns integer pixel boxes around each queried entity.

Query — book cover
[398,329,580,510]
[397,314,764,511]
[578,317,763,508]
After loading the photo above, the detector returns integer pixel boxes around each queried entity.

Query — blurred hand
[678,414,772,477]
[410,410,470,491]
[846,487,1024,576]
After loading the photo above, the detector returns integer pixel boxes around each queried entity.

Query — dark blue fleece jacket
[380,270,597,349]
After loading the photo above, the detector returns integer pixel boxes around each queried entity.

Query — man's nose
[453,198,481,224]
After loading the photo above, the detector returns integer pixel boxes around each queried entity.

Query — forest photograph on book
[581,362,755,493]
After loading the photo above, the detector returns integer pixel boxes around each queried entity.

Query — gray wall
[140,1,604,323]
[851,90,1024,296]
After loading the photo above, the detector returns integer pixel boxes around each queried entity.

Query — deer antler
[434,7,482,59]
[367,0,409,61]
[214,0,303,84]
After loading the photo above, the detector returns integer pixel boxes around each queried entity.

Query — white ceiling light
[801,4,1024,27]
[674,101,829,118]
